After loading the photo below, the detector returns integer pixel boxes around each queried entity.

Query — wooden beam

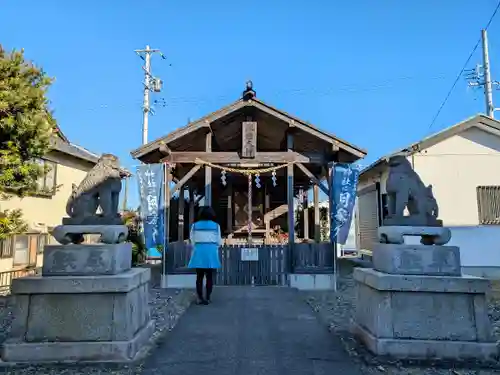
[296,163,329,195]
[313,184,320,243]
[163,151,324,164]
[169,165,202,198]
[287,132,295,247]
[205,132,212,206]
[159,143,171,155]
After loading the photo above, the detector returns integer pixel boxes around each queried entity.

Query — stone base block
[2,268,154,363]
[52,225,128,245]
[378,225,451,245]
[42,243,132,276]
[353,268,496,361]
[382,217,443,227]
[289,274,335,290]
[166,274,196,288]
[352,322,498,361]
[2,319,155,363]
[12,267,150,294]
[373,243,461,276]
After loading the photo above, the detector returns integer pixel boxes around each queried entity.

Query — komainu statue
[384,155,441,227]
[63,154,128,226]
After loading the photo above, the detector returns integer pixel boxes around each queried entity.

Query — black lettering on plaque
[242,121,257,158]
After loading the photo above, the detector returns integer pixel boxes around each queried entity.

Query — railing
[167,241,336,277]
[292,243,335,274]
[0,268,41,295]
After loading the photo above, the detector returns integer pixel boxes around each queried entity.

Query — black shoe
[201,299,209,305]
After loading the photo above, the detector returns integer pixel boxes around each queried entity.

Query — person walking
[188,206,222,305]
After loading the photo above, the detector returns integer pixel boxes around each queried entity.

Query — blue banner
[136,164,165,258]
[330,163,360,245]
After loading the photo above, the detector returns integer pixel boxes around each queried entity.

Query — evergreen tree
[0,46,56,195]
[0,46,57,237]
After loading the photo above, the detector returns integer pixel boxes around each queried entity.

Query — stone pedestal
[372,243,461,276]
[353,234,497,362]
[1,242,155,363]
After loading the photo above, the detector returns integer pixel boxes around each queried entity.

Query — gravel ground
[0,286,194,375]
[302,260,500,375]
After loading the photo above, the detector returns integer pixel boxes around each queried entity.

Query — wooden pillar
[205,132,212,206]
[313,184,320,242]
[287,132,295,245]
[163,165,172,285]
[303,191,309,240]
[189,186,195,229]
[178,185,185,241]
[265,184,271,241]
[226,184,232,234]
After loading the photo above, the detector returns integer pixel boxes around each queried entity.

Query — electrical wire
[66,74,451,112]
[427,0,500,132]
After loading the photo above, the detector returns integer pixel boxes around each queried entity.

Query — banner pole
[328,162,337,292]
[161,162,169,289]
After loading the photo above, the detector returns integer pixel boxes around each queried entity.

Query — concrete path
[142,287,364,375]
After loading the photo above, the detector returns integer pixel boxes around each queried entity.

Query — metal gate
[216,245,289,286]
[166,242,289,286]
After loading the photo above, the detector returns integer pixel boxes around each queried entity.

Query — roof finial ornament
[242,80,256,100]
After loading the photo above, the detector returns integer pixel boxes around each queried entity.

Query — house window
[13,235,29,266]
[35,158,57,195]
[477,186,500,224]
[37,234,47,254]
[0,238,13,258]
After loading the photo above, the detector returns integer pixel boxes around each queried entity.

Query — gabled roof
[50,135,132,176]
[53,124,69,143]
[360,114,500,177]
[131,95,367,160]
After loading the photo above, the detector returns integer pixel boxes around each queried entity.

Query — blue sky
[2,0,500,208]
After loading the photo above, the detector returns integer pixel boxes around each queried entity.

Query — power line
[62,74,452,113]
[427,0,500,131]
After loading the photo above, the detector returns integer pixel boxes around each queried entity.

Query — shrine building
[131,82,366,286]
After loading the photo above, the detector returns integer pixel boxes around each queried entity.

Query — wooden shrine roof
[131,84,367,164]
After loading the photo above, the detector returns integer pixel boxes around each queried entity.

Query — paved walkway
[143,287,364,375]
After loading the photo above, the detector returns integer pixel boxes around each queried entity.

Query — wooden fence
[166,241,335,285]
[292,243,335,274]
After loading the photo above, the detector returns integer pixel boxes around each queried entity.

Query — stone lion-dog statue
[63,154,128,226]
[384,155,440,227]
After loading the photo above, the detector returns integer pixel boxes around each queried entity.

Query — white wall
[413,127,500,226]
[405,226,500,278]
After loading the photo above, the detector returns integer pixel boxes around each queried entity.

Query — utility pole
[466,29,499,118]
[134,45,165,145]
[482,29,495,118]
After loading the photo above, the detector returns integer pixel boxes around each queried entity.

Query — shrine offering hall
[131,83,366,246]
[131,83,365,285]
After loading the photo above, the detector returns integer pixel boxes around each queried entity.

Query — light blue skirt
[188,243,222,269]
